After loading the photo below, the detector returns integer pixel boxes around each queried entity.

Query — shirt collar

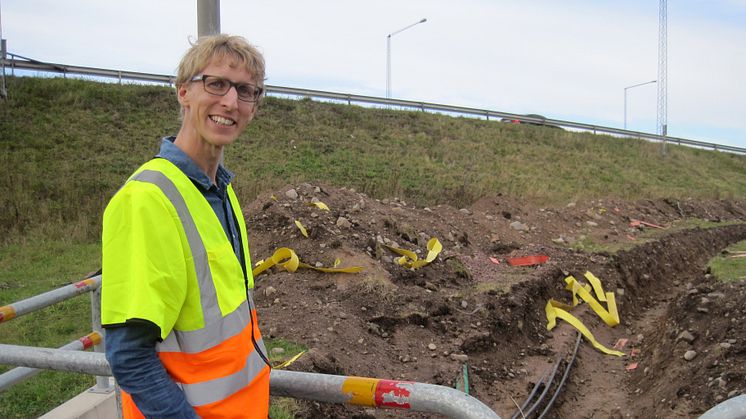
[156,136,235,195]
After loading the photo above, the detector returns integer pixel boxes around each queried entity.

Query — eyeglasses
[190,74,264,103]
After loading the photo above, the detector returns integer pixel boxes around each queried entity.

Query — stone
[719,342,732,350]
[428,343,437,351]
[677,330,696,343]
[684,350,697,361]
[264,286,277,297]
[450,353,469,362]
[586,221,598,227]
[336,217,352,228]
[285,189,298,199]
[271,347,285,355]
[509,221,528,231]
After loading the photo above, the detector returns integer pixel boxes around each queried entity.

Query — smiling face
[176,55,258,154]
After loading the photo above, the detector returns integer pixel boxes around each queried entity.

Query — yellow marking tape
[252,248,363,277]
[307,201,330,211]
[384,238,442,269]
[275,350,306,369]
[341,376,379,406]
[545,271,624,357]
[294,220,309,237]
[252,247,299,276]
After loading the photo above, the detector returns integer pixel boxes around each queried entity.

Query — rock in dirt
[450,354,469,362]
[510,221,528,231]
[684,350,698,361]
[677,330,696,343]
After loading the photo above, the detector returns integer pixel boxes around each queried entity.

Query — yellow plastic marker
[545,271,624,357]
[275,350,306,369]
[294,220,309,237]
[252,247,363,277]
[298,261,364,273]
[306,201,330,211]
[384,237,442,269]
[564,273,619,327]
[545,300,624,356]
[252,247,300,276]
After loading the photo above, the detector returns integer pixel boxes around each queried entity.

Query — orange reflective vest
[102,159,270,418]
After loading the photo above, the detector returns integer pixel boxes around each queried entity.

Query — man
[101,34,270,418]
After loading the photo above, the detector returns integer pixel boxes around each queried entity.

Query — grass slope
[2,76,745,243]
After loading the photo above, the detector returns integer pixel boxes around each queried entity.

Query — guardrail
[0,273,501,418]
[3,54,745,155]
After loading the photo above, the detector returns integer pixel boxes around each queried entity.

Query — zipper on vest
[247,291,272,368]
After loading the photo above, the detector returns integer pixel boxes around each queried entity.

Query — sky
[2,0,746,148]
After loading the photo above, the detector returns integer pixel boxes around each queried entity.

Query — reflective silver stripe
[247,289,256,311]
[131,170,221,325]
[157,301,249,353]
[181,346,269,406]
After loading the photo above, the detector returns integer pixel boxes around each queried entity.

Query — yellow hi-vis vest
[101,158,270,418]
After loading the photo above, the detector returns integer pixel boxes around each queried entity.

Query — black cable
[521,352,563,418]
[537,332,582,419]
[510,369,549,419]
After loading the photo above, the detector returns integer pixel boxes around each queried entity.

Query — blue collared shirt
[104,137,246,417]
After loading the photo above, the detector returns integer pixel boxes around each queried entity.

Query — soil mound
[245,183,746,418]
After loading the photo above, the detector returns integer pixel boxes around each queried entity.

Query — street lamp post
[624,80,657,130]
[386,18,427,99]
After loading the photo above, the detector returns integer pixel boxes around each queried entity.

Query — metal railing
[0,273,112,393]
[3,54,745,155]
[0,274,501,418]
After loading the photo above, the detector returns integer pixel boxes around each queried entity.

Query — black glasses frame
[190,74,263,103]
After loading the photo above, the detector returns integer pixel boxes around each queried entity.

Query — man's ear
[177,84,189,106]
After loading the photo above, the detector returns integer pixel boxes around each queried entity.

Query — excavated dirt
[244,184,746,418]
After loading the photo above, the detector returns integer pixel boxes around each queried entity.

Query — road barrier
[3,54,745,155]
[0,273,501,418]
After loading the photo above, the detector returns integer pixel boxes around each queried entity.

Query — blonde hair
[175,34,266,91]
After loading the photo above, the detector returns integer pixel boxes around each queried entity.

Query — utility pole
[657,0,668,156]
[0,0,7,99]
[197,0,220,37]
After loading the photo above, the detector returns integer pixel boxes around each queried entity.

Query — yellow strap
[294,220,308,238]
[253,247,363,277]
[384,238,442,269]
[298,262,364,273]
[584,271,608,302]
[252,247,300,276]
[545,300,625,357]
[564,276,619,327]
[275,350,306,369]
[306,201,330,211]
